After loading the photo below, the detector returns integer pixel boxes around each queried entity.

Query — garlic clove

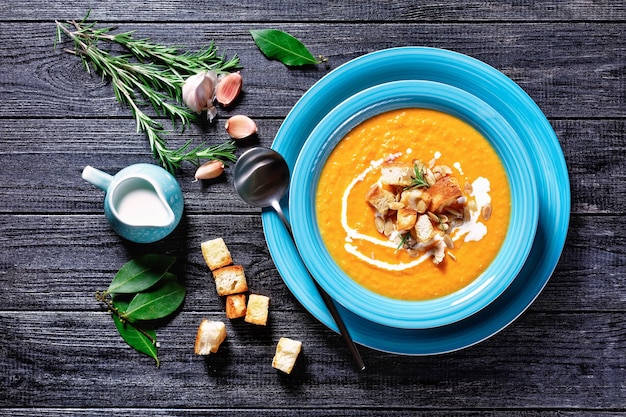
[194,160,225,181]
[216,71,243,107]
[181,73,198,104]
[182,72,205,113]
[225,115,257,139]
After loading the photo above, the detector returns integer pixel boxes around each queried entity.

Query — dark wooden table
[1,1,624,415]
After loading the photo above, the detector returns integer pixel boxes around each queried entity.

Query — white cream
[116,187,171,226]
[345,243,433,271]
[341,159,396,249]
[451,177,491,243]
[471,176,491,208]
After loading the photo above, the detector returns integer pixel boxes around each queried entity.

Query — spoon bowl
[234,147,290,209]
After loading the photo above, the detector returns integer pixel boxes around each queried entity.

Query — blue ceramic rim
[290,80,539,329]
[263,46,570,355]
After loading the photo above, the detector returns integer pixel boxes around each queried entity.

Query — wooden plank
[1,310,624,409]
[0,23,623,118]
[0,410,624,417]
[0,214,624,312]
[1,411,624,417]
[1,1,624,22]
[0,118,623,216]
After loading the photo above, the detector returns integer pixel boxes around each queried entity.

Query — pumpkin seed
[463,206,471,223]
[384,218,394,236]
[481,203,492,221]
[374,216,385,233]
[425,169,437,186]
[445,207,462,218]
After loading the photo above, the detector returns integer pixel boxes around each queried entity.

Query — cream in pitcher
[82,164,184,243]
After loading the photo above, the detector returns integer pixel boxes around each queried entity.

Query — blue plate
[290,80,538,329]
[263,47,570,354]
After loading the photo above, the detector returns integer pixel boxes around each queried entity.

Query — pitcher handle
[82,166,113,191]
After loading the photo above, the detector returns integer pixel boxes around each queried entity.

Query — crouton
[365,184,396,216]
[415,214,434,242]
[212,265,248,296]
[225,293,247,319]
[396,207,417,231]
[428,175,462,213]
[201,237,233,271]
[272,337,302,374]
[245,294,270,326]
[194,319,226,355]
[400,188,431,213]
[380,162,413,187]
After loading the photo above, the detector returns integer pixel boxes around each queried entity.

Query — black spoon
[233,147,365,371]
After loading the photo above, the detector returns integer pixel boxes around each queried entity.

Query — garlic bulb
[182,70,219,122]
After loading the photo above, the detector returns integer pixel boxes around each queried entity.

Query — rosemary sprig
[55,12,241,173]
[404,161,430,190]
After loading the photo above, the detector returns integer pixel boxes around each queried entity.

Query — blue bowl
[290,80,539,329]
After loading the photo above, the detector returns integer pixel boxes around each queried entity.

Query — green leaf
[250,29,320,66]
[111,298,159,366]
[122,274,186,321]
[106,254,176,294]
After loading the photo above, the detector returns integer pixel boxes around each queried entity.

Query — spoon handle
[271,201,366,371]
[314,278,367,371]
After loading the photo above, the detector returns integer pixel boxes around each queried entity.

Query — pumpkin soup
[315,108,511,301]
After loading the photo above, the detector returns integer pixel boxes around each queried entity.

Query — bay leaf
[106,254,176,294]
[250,29,320,66]
[122,274,186,322]
[111,298,159,366]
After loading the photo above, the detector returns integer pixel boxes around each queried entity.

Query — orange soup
[315,108,511,301]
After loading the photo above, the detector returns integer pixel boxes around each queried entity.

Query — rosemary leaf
[405,161,430,190]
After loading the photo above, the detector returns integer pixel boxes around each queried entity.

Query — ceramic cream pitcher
[82,163,184,243]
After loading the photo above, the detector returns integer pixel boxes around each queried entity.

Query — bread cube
[245,294,270,326]
[201,237,233,271]
[194,319,226,355]
[415,214,434,242]
[396,207,417,231]
[272,337,302,374]
[225,293,247,319]
[212,265,248,296]
[380,161,413,187]
[428,175,462,213]
[365,184,396,216]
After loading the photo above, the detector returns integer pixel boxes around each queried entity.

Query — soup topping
[340,152,493,270]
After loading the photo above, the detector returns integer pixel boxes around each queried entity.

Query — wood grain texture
[1,1,625,22]
[1,310,624,409]
[0,1,624,415]
[0,214,624,312]
[1,22,623,118]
